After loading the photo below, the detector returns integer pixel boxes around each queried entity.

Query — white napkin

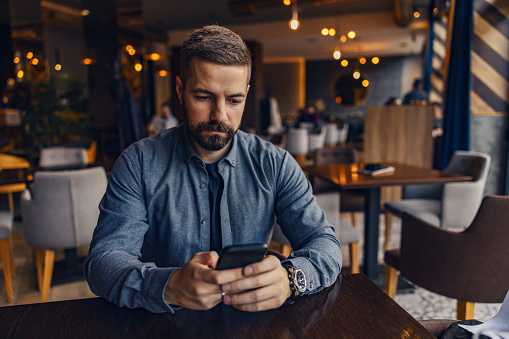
[459,290,509,339]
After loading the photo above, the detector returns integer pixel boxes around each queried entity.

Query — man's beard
[183,101,239,151]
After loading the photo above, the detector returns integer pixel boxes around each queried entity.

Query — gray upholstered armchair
[384,150,491,250]
[39,146,89,169]
[385,195,509,320]
[20,166,107,302]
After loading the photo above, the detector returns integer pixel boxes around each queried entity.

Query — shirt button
[201,219,206,224]
[310,282,314,289]
[326,278,330,284]
[200,184,205,189]
[232,160,236,165]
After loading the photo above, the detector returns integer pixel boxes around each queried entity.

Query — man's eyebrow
[191,88,246,98]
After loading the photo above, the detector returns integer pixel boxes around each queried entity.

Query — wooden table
[0,274,434,338]
[306,162,472,279]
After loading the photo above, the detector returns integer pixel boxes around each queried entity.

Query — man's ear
[176,76,184,105]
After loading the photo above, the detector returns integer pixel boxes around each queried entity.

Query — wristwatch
[283,265,306,304]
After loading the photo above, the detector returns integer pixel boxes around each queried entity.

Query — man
[85,25,341,314]
[147,102,179,136]
[403,79,429,104]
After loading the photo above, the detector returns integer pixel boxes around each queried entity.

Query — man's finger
[243,255,280,276]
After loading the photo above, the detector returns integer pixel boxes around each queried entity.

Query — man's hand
[165,252,244,310]
[221,255,292,312]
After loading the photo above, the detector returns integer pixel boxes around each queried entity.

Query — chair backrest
[337,122,349,144]
[285,128,309,156]
[441,151,491,229]
[399,195,509,303]
[308,126,327,152]
[311,147,358,194]
[39,146,88,168]
[324,123,339,146]
[402,151,491,227]
[21,167,108,249]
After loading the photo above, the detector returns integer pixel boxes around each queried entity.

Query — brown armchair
[384,195,509,320]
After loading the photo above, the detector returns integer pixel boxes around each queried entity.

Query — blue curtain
[437,0,473,169]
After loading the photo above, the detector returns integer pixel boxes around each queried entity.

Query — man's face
[176,59,250,152]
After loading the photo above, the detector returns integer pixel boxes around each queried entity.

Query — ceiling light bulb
[362,80,369,87]
[82,58,93,65]
[13,57,20,64]
[341,60,348,67]
[321,28,329,35]
[283,0,291,5]
[17,70,24,78]
[135,63,142,72]
[55,64,62,71]
[372,57,380,64]
[353,71,360,79]
[289,18,300,30]
[26,52,33,59]
[359,57,366,64]
[414,11,420,18]
[158,70,168,77]
[347,31,356,39]
[333,47,341,60]
[81,9,90,16]
[340,35,347,43]
[31,58,39,65]
[328,28,336,36]
[128,48,136,56]
[149,53,161,61]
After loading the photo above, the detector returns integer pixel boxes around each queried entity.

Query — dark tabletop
[0,274,434,338]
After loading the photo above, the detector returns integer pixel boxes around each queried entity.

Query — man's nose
[211,100,228,122]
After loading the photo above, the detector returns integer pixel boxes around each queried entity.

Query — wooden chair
[20,167,108,302]
[0,153,31,214]
[384,195,509,320]
[0,211,14,302]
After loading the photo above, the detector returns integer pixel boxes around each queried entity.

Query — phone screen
[216,243,268,270]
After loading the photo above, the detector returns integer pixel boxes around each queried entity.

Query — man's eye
[196,96,212,101]
[229,99,242,105]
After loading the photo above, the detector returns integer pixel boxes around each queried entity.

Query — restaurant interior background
[1,0,508,195]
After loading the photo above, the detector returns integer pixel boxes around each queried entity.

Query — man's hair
[180,25,252,84]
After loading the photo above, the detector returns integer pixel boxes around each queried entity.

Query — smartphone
[216,243,268,270]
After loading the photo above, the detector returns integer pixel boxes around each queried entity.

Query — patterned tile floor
[0,213,503,323]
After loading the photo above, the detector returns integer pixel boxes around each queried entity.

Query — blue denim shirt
[84,125,341,313]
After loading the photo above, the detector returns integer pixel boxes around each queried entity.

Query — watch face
[295,270,306,292]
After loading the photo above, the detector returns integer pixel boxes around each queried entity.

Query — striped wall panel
[471,0,509,115]
[430,9,449,104]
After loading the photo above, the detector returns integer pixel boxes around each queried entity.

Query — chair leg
[384,212,393,251]
[34,248,43,292]
[41,249,55,303]
[350,212,358,228]
[457,300,475,320]
[0,238,14,302]
[8,234,15,277]
[385,265,398,299]
[7,192,14,214]
[281,244,292,258]
[349,242,360,274]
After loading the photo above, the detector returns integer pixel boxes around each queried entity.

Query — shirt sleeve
[84,149,176,313]
[274,152,342,295]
